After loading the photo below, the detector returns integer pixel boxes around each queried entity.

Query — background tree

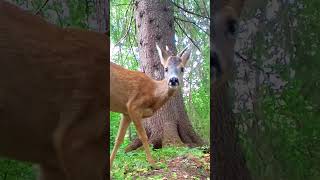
[228,0,320,179]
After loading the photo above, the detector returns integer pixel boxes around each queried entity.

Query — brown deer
[110,44,191,168]
[211,0,252,179]
[0,1,108,180]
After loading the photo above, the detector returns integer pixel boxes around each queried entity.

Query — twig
[174,16,209,36]
[128,31,139,65]
[200,0,209,17]
[174,18,201,52]
[113,5,134,48]
[234,51,271,78]
[35,0,50,15]
[112,3,133,6]
[170,0,211,20]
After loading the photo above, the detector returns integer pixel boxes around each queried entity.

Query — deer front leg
[128,107,155,166]
[110,114,131,168]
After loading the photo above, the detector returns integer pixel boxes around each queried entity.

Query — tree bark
[125,0,203,152]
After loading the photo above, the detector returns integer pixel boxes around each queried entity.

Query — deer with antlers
[110,44,191,168]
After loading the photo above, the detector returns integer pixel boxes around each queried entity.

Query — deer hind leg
[110,114,131,168]
[54,132,106,180]
[128,106,155,165]
[53,110,106,180]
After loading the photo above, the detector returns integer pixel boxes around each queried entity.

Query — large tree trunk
[211,0,252,179]
[125,0,203,152]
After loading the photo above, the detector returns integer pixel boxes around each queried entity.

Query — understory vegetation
[110,136,209,179]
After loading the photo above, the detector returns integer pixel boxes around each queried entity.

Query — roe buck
[211,0,252,179]
[0,1,107,180]
[110,44,191,168]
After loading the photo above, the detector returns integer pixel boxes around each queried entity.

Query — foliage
[237,1,320,179]
[0,159,36,180]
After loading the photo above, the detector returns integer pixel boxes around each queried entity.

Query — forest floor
[132,153,210,179]
[111,146,210,180]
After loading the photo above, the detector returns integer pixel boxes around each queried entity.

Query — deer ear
[179,45,191,66]
[156,43,169,65]
[165,45,170,52]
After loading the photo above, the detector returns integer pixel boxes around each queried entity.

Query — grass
[111,144,207,180]
[0,158,36,180]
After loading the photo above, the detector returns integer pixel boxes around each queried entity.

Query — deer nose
[169,77,179,86]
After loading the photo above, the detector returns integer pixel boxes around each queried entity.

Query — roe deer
[110,44,191,168]
[211,0,252,179]
[0,1,108,180]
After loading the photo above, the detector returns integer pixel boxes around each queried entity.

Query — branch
[193,0,208,19]
[234,51,271,78]
[174,16,209,36]
[199,0,209,17]
[128,31,139,65]
[170,0,211,20]
[174,18,201,52]
[112,3,133,6]
[35,0,50,15]
[113,5,134,47]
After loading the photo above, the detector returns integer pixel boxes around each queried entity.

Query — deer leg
[110,114,131,168]
[128,108,155,165]
[54,135,106,180]
[53,110,107,180]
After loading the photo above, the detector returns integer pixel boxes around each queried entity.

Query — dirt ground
[132,153,210,180]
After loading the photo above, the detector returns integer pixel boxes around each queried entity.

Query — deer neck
[153,79,177,108]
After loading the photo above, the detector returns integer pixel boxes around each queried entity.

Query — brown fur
[0,1,108,179]
[110,45,190,168]
[212,0,252,179]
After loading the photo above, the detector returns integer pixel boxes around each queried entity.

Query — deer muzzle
[168,77,179,87]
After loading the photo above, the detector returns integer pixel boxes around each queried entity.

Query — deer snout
[168,77,179,86]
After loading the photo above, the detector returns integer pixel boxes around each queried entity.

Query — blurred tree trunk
[125,0,203,152]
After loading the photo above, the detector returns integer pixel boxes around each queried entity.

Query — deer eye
[165,67,168,72]
[181,67,184,73]
[226,19,238,38]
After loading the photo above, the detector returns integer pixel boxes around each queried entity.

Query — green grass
[0,158,36,180]
[111,145,206,179]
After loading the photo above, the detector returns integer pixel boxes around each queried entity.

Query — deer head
[156,44,191,89]
[212,4,240,83]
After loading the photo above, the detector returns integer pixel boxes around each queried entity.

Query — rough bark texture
[211,0,252,179]
[125,0,203,152]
